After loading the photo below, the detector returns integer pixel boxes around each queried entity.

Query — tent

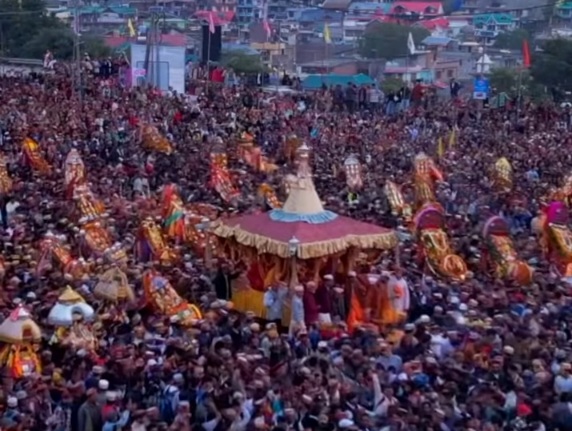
[302,73,374,90]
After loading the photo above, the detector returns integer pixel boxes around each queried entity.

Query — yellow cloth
[232,288,266,319]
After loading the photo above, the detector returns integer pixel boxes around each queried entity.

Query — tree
[380,77,405,94]
[489,68,519,96]
[493,29,530,50]
[359,23,429,60]
[221,51,266,74]
[531,38,572,99]
[489,67,548,102]
[0,0,67,57]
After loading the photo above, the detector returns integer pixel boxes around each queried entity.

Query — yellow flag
[448,128,456,149]
[437,137,444,158]
[128,18,137,37]
[324,23,332,44]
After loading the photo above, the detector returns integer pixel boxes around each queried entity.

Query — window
[436,70,442,80]
[447,69,454,78]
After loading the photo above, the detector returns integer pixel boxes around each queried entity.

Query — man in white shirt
[289,285,305,336]
[263,282,288,328]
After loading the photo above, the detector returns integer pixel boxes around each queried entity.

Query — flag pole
[206,28,212,92]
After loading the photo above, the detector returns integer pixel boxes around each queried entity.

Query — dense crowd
[0,63,570,431]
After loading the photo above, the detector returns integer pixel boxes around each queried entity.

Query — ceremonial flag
[448,128,456,149]
[263,20,271,40]
[407,32,416,55]
[437,137,444,158]
[522,39,531,68]
[128,18,137,38]
[208,11,216,34]
[324,23,332,44]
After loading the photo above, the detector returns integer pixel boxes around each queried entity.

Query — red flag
[208,11,216,34]
[263,19,271,40]
[522,39,531,68]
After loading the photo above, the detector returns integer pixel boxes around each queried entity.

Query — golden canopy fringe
[22,137,51,175]
[211,221,398,259]
[0,153,13,195]
[141,124,173,154]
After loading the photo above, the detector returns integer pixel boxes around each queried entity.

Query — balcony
[474,29,498,38]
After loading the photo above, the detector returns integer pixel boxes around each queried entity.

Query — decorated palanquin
[344,155,363,191]
[161,184,186,242]
[80,221,127,264]
[0,153,13,195]
[48,287,97,351]
[482,216,533,285]
[412,153,443,209]
[185,203,220,256]
[0,306,42,379]
[22,137,51,175]
[414,204,467,281]
[73,183,106,222]
[492,157,512,193]
[540,201,572,276]
[37,233,87,279]
[135,217,178,264]
[384,181,412,219]
[258,183,283,210]
[212,144,398,318]
[64,149,86,199]
[209,151,239,203]
[143,270,202,325]
[141,124,173,154]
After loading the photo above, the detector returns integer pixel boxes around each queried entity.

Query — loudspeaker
[202,25,222,63]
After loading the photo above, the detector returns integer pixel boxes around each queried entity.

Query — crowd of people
[0,63,570,431]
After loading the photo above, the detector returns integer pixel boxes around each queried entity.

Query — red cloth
[247,262,265,291]
[303,291,319,325]
[211,68,224,83]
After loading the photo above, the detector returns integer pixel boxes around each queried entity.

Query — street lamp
[288,236,300,257]
[288,236,300,288]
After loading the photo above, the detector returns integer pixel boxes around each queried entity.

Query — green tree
[531,38,572,98]
[493,29,530,50]
[221,51,266,74]
[359,23,429,60]
[489,67,548,102]
[380,77,405,94]
[0,0,67,57]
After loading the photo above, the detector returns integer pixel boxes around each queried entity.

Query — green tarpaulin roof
[302,73,374,90]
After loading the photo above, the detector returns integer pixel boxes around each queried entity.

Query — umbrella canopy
[212,145,397,259]
[0,306,42,344]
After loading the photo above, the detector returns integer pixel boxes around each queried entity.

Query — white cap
[98,379,109,390]
[348,271,357,277]
[324,274,334,280]
[339,419,355,428]
[105,391,117,401]
[173,373,184,383]
[26,292,36,300]
[7,396,17,407]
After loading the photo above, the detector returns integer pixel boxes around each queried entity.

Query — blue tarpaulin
[302,73,374,90]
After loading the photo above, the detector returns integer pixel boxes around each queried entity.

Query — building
[555,2,572,25]
[268,0,290,21]
[236,0,263,25]
[389,1,444,23]
[297,59,358,75]
[473,13,515,46]
[460,0,545,23]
